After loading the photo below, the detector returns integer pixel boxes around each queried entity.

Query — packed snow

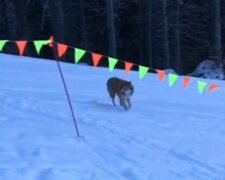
[0,53,225,180]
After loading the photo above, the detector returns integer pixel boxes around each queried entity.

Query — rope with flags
[0,36,221,94]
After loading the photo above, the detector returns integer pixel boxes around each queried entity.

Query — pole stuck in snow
[56,58,80,137]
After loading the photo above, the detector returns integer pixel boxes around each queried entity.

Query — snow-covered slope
[0,53,225,180]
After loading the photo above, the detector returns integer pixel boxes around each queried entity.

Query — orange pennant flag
[16,41,27,56]
[156,70,165,81]
[124,62,133,75]
[183,76,191,89]
[92,53,103,67]
[208,84,220,92]
[48,36,54,47]
[57,43,68,58]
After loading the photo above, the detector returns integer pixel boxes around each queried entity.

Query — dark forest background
[0,0,224,74]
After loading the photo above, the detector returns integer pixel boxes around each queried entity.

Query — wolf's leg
[122,98,129,110]
[118,94,124,106]
[108,90,116,106]
[119,95,128,110]
[127,98,131,109]
[123,102,128,110]
[112,97,116,106]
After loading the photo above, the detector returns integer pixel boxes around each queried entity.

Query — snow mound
[189,60,225,80]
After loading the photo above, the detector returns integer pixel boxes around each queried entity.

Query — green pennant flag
[34,40,49,55]
[198,81,207,94]
[168,73,179,87]
[75,48,86,63]
[139,65,149,79]
[0,40,8,52]
[108,57,118,72]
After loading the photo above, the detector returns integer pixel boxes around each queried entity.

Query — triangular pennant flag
[168,73,179,87]
[92,53,103,67]
[34,40,49,55]
[48,36,54,47]
[0,40,8,52]
[75,48,86,63]
[198,81,208,94]
[208,84,220,92]
[16,41,27,56]
[139,65,149,79]
[57,43,68,58]
[125,62,133,75]
[108,57,118,72]
[183,76,191,89]
[156,69,165,81]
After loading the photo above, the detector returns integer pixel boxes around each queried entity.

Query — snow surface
[0,53,225,180]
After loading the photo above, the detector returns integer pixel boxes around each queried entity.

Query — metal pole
[56,58,80,137]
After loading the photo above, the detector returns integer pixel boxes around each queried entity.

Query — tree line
[0,0,224,74]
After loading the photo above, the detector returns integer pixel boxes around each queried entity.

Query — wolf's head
[121,81,134,97]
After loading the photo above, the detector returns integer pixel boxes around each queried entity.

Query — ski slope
[0,53,225,180]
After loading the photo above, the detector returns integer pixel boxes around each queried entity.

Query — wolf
[107,77,134,110]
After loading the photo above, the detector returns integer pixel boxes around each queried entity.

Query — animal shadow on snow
[91,100,125,112]
[76,100,124,112]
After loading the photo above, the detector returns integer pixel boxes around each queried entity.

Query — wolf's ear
[129,81,131,84]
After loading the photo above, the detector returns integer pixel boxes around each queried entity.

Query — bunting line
[75,48,86,63]
[208,84,220,92]
[168,74,179,87]
[16,41,27,56]
[198,81,208,94]
[0,40,8,52]
[92,53,103,67]
[57,43,68,58]
[156,70,166,81]
[125,62,133,75]
[34,40,50,55]
[139,65,149,79]
[0,37,222,94]
[183,76,191,89]
[108,57,118,72]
